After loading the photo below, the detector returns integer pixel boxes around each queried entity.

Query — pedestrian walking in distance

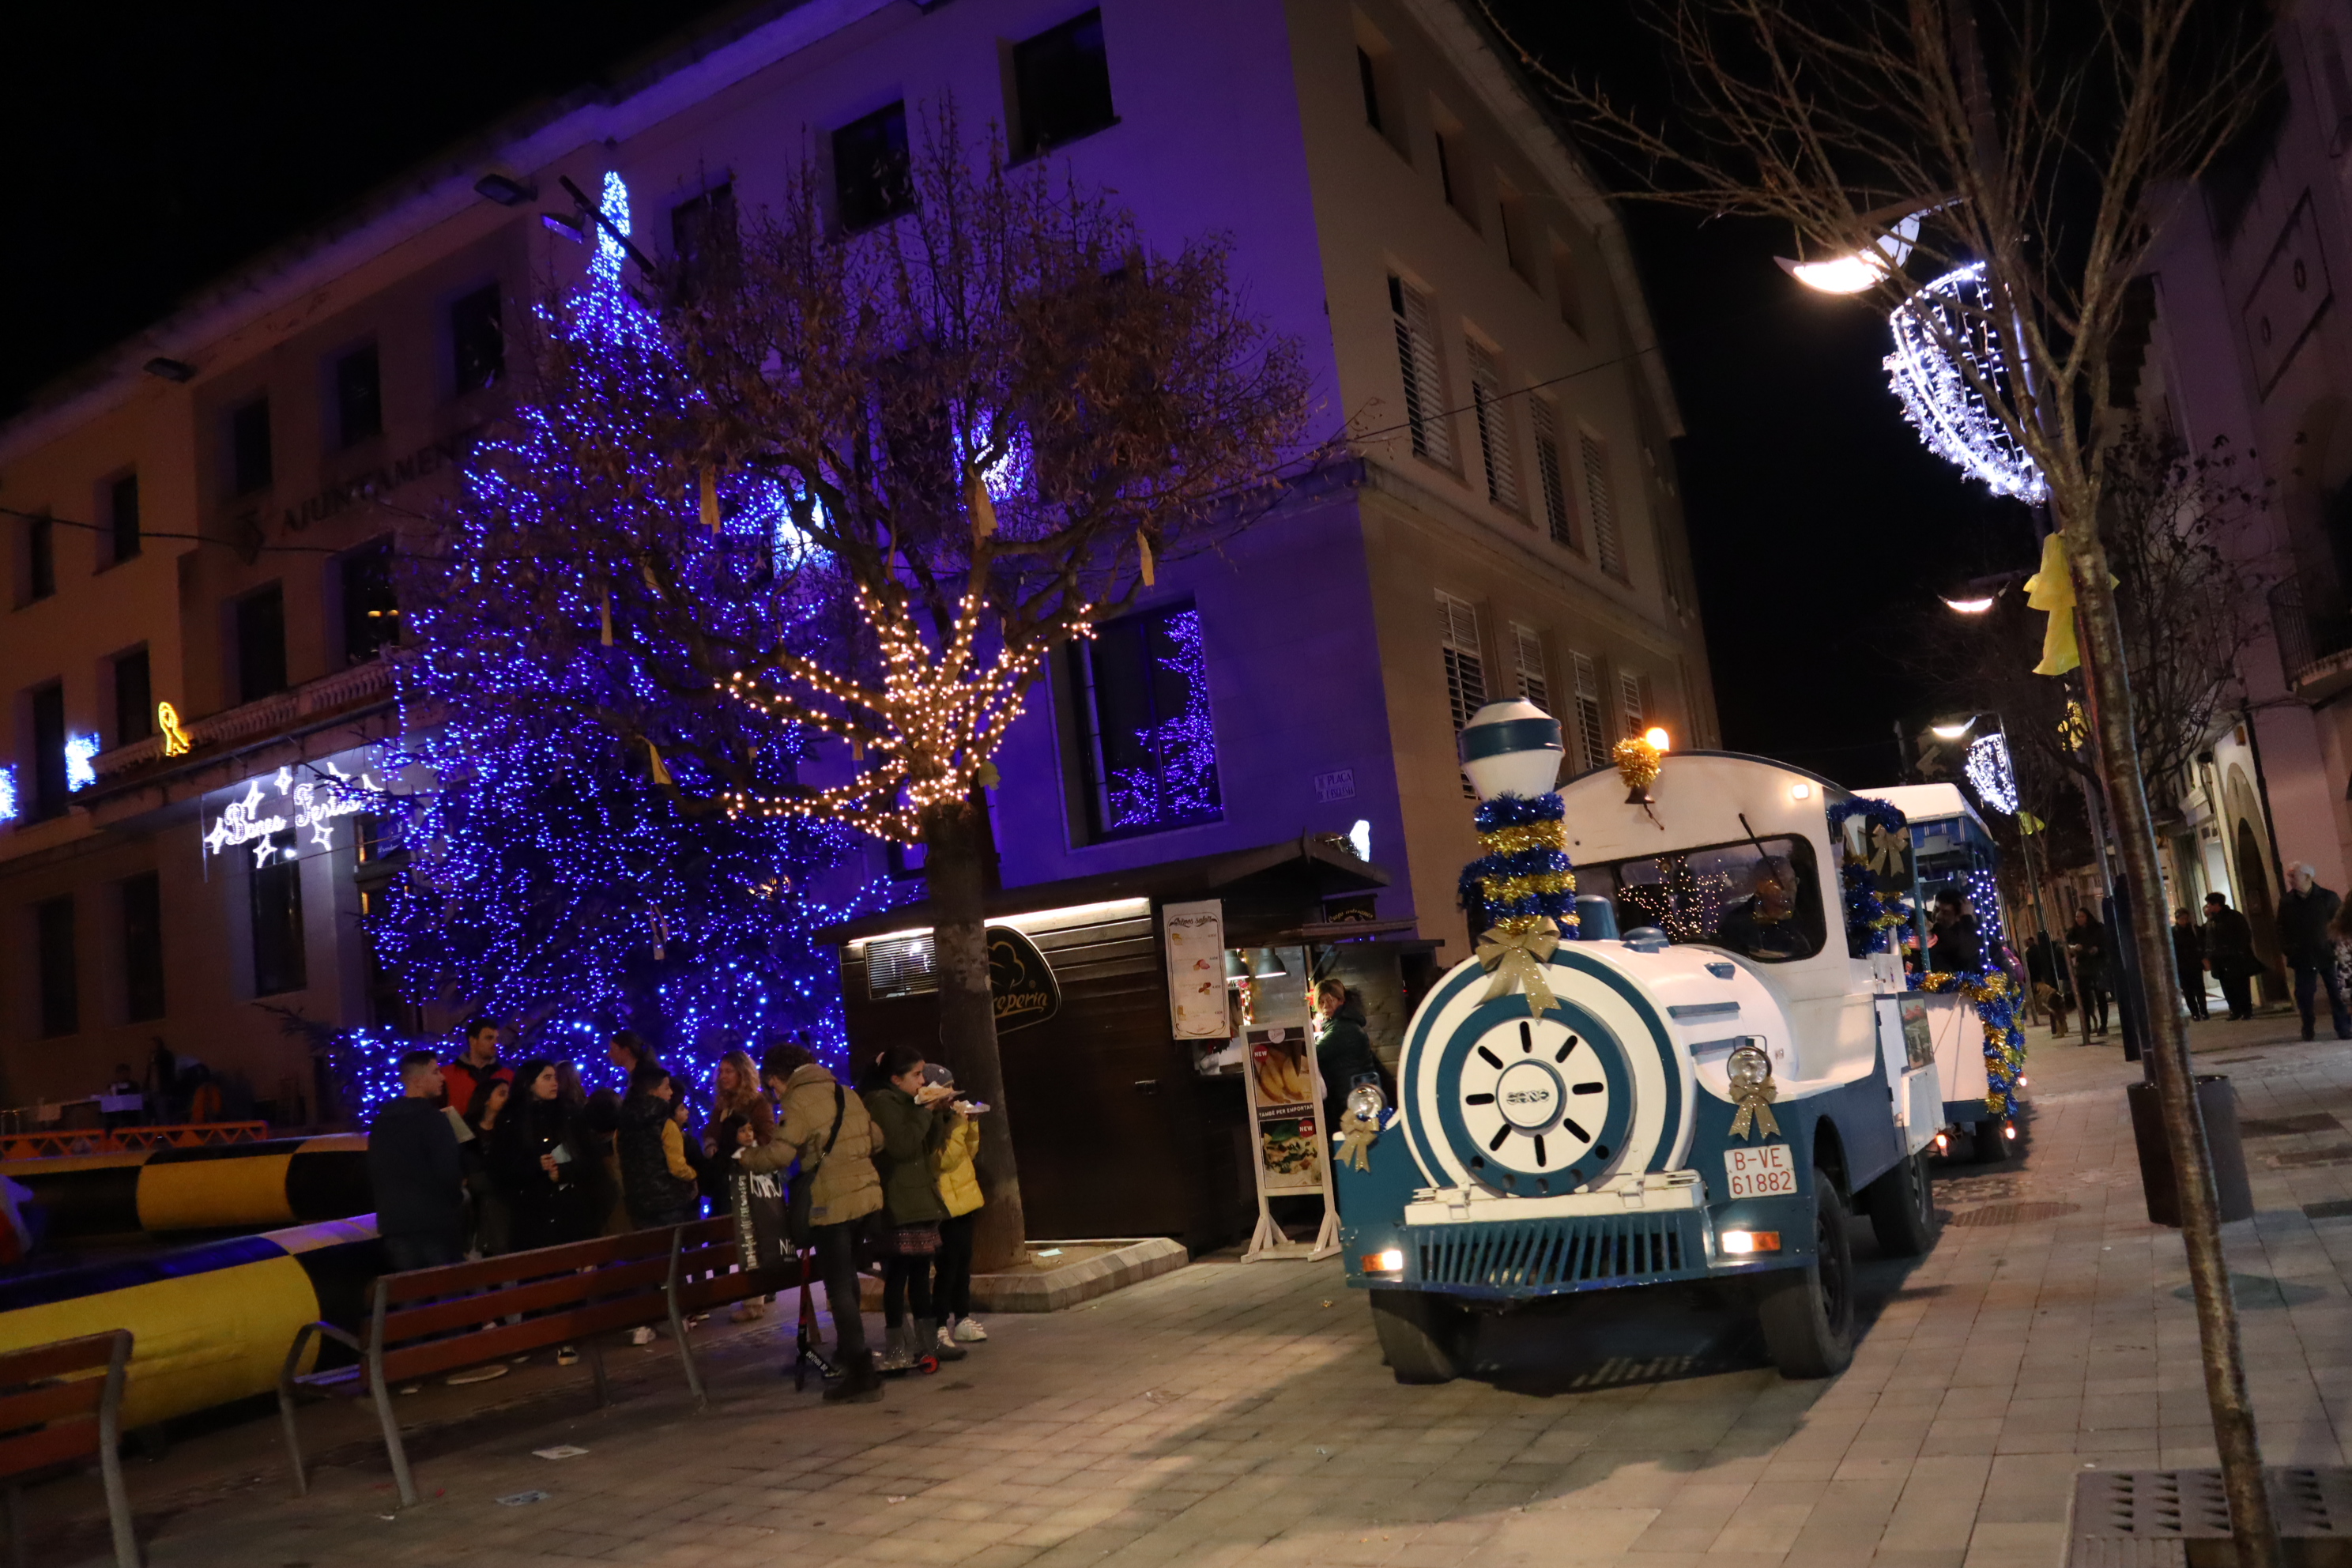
[925,1064,988,1349]
[2203,891,2260,1021]
[369,1050,467,1272]
[863,1046,970,1370]
[617,1061,699,1230]
[737,1041,886,1403]
[2280,864,2351,1041]
[2171,907,2210,1021]
[2066,908,2112,1040]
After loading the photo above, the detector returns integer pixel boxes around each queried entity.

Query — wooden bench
[0,1330,138,1568]
[277,1216,796,1506]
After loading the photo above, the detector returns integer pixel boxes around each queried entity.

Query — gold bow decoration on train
[1728,1079,1781,1140]
[1476,922,1560,1018]
[1866,823,1911,876]
[1336,1108,1381,1171]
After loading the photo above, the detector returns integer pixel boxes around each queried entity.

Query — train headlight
[1347,1080,1387,1123]
[1728,1044,1771,1095]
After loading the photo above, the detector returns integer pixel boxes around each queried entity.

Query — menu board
[1163,899,1229,1038]
[1247,1027,1325,1192]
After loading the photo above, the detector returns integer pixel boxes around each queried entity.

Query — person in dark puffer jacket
[616,1061,699,1228]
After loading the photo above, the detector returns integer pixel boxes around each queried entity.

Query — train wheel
[1757,1170,1856,1378]
[1370,1290,1468,1384]
[1864,1148,1939,1257]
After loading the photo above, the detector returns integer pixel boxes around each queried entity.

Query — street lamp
[1774,209,1924,295]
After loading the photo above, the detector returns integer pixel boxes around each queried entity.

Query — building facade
[0,0,1713,1117]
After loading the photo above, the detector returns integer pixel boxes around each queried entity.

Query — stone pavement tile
[1483,1506,1660,1558]
[1962,1521,2067,1568]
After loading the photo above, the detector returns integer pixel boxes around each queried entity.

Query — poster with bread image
[1247,1027,1325,1191]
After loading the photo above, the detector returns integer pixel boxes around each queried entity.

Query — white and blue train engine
[1336,725,1942,1382]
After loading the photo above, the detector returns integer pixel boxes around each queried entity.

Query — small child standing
[925,1065,988,1349]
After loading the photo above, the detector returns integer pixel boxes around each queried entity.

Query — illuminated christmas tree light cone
[1456,700,1578,1015]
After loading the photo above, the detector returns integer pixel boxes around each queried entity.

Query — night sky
[2,2,2035,786]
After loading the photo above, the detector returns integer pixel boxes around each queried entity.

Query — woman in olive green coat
[861,1046,967,1370]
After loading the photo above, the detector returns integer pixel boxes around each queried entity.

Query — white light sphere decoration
[1458,699,1565,801]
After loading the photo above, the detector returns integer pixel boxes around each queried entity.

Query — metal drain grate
[2304,1199,2352,1221]
[2271,1144,2352,1169]
[1947,1200,2081,1227]
[2071,1469,2352,1568]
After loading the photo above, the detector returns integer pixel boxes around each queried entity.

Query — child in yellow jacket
[925,1065,988,1349]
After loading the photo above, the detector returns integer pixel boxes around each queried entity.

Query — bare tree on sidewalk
[1502,2,2284,1559]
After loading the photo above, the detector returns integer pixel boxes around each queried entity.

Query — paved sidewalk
[32,1014,2352,1568]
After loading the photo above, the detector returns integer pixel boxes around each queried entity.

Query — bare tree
[443,106,1313,1269]
[1502,2,2284,1556]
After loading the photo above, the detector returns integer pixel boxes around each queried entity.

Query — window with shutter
[1571,653,1608,774]
[1511,624,1548,712]
[1468,340,1517,511]
[1438,592,1486,797]
[1532,399,1574,550]
[1389,277,1453,467]
[1581,432,1624,579]
[1619,669,1646,741]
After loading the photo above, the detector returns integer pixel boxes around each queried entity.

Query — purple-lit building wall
[0,0,1714,1107]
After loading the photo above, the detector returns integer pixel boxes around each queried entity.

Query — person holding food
[1313,979,1384,1135]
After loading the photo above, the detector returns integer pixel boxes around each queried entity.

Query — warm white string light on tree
[1884,263,2048,505]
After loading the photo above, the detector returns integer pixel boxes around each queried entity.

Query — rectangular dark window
[29,681,67,820]
[334,344,383,448]
[339,537,400,665]
[1014,9,1116,156]
[113,646,152,747]
[251,828,306,997]
[236,583,288,703]
[230,397,273,495]
[122,871,165,1023]
[834,104,913,230]
[36,896,77,1037]
[25,513,55,601]
[450,284,503,394]
[108,473,141,564]
[1358,47,1384,132]
[669,183,737,300]
[1072,602,1220,840]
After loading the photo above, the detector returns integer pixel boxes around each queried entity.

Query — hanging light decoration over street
[1964,732,2019,815]
[1884,263,2048,504]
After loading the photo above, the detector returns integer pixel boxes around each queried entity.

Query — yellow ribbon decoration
[1336,1109,1381,1172]
[2023,531,2079,676]
[699,466,721,534]
[157,701,193,758]
[1476,922,1561,1018]
[1866,823,1911,876]
[1728,1080,1781,1140]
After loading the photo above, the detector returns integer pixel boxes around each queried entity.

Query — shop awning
[815,834,1392,947]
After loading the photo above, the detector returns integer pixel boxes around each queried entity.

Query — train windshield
[1579,834,1827,963]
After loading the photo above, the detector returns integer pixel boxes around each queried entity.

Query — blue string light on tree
[1109,608,1220,831]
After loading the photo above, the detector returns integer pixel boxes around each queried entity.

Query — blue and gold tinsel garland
[1918,967,2026,1119]
[1457,792,1578,932]
[1824,797,1912,954]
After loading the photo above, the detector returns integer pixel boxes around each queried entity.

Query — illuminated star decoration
[1884,263,2048,505]
[1964,733,2018,815]
[718,583,1050,842]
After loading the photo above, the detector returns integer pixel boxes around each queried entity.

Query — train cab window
[1581,835,1826,963]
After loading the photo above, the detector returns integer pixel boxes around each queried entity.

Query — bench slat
[0,1333,121,1386]
[378,1295,674,1385]
[0,1415,101,1476]
[381,1254,675,1344]
[673,1263,801,1314]
[0,1378,107,1431]
[381,1230,684,1302]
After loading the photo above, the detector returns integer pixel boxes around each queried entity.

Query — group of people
[365,1020,993,1404]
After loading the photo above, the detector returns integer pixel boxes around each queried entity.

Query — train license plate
[1723,1143,1796,1198]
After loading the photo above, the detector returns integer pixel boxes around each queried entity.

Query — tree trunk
[920,797,1029,1273]
[2067,525,2282,1568]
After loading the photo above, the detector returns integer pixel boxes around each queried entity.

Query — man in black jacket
[369,1050,467,1272]
[2279,865,2350,1041]
[2203,891,2260,1023]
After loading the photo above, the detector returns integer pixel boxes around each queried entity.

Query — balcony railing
[92,658,394,786]
[2271,579,2352,703]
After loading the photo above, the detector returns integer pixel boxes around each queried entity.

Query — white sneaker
[952,1317,988,1343]
[629,1325,657,1346]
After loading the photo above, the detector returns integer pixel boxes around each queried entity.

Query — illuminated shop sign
[202,756,383,864]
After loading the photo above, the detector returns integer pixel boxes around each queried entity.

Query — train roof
[1856,782,1992,838]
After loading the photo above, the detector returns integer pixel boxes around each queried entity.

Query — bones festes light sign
[202,757,382,865]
